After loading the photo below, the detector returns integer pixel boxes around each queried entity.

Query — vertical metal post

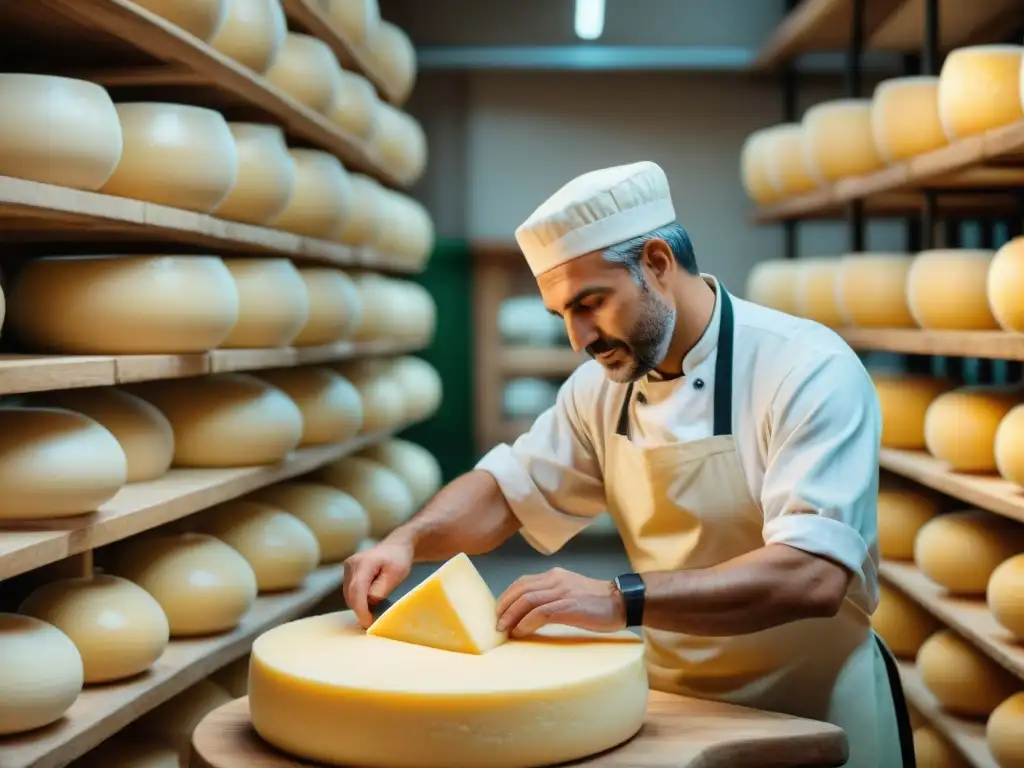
[846,0,866,252]
[922,0,940,74]
[921,192,937,249]
[781,0,801,261]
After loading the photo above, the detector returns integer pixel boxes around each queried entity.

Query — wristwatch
[613,572,646,627]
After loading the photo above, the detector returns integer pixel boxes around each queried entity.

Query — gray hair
[603,222,699,283]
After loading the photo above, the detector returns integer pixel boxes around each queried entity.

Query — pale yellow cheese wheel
[111,533,258,636]
[132,0,227,40]
[212,655,250,698]
[907,249,998,330]
[870,76,948,163]
[136,679,233,760]
[19,574,169,684]
[292,267,363,347]
[917,629,1020,717]
[264,33,341,112]
[254,366,363,445]
[996,405,1024,486]
[7,255,239,354]
[924,386,1020,472]
[744,259,798,314]
[0,408,127,520]
[318,455,414,538]
[803,99,885,181]
[373,189,435,267]
[762,123,819,198]
[388,355,443,423]
[370,102,427,181]
[360,439,441,508]
[987,692,1024,767]
[214,123,296,225]
[70,737,180,768]
[327,69,379,139]
[836,253,916,327]
[333,359,406,432]
[321,0,380,44]
[248,482,371,562]
[100,103,239,213]
[877,485,939,560]
[351,272,397,341]
[354,276,436,345]
[870,582,940,659]
[129,374,304,467]
[197,500,320,592]
[220,258,310,349]
[987,554,1024,640]
[0,74,123,191]
[739,127,779,204]
[988,236,1024,332]
[209,0,287,73]
[938,45,1024,140]
[270,149,356,238]
[30,387,175,483]
[913,727,969,768]
[915,510,1024,596]
[0,614,83,736]
[793,257,842,326]
[872,373,953,450]
[335,173,382,246]
[365,21,417,105]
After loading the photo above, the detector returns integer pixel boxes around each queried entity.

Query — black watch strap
[614,572,645,627]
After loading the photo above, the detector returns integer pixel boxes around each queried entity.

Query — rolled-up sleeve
[475,372,607,554]
[760,351,882,614]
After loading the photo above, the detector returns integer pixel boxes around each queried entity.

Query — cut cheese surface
[368,553,507,654]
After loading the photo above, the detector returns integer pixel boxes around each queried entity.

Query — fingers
[495,572,555,616]
[343,557,381,629]
[497,588,562,634]
[512,599,576,637]
[368,561,407,600]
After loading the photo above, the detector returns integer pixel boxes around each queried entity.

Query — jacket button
[694,378,705,390]
[637,392,647,404]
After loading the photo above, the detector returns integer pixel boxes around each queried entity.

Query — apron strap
[874,634,917,768]
[615,382,634,437]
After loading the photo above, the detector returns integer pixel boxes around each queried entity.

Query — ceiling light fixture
[574,0,605,41]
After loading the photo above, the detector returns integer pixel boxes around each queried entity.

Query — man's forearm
[385,470,521,562]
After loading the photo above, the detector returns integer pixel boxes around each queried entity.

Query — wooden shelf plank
[878,449,1024,525]
[839,328,1024,360]
[501,346,585,377]
[0,565,342,768]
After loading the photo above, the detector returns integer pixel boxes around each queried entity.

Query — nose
[566,314,598,353]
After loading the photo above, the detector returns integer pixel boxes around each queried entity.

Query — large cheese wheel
[907,249,998,330]
[988,554,1024,639]
[988,692,1024,767]
[870,582,940,658]
[131,0,227,40]
[913,727,969,768]
[212,655,250,698]
[870,76,948,163]
[877,485,939,560]
[388,355,443,423]
[214,124,296,225]
[372,189,435,267]
[291,267,363,346]
[100,103,238,213]
[739,127,778,204]
[197,500,320,592]
[793,257,842,326]
[360,439,442,508]
[209,0,287,73]
[914,510,1024,595]
[803,99,885,181]
[129,374,303,467]
[334,360,406,432]
[111,533,257,636]
[499,295,566,345]
[264,33,341,112]
[137,680,233,761]
[249,612,648,768]
[248,482,370,563]
[938,45,1024,140]
[504,378,558,419]
[0,614,83,736]
[996,404,1024,486]
[369,102,427,181]
[318,455,414,538]
[255,366,363,445]
[30,388,174,483]
[0,408,126,520]
[924,386,1021,472]
[351,272,398,341]
[321,0,379,44]
[335,173,382,246]
[762,123,819,198]
[19,574,169,684]
[836,253,916,327]
[872,373,953,449]
[365,21,417,104]
[917,629,1019,717]
[327,69,379,139]
[220,258,310,348]
[0,74,122,191]
[270,149,355,238]
[744,259,798,314]
[71,737,180,767]
[7,255,239,354]
[988,236,1024,332]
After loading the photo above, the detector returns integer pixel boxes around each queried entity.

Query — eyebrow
[547,286,613,316]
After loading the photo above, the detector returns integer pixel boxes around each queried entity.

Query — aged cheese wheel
[132,0,227,40]
[938,45,1024,140]
[334,360,406,432]
[872,373,953,449]
[907,249,998,330]
[499,295,565,345]
[248,482,370,562]
[373,189,435,267]
[915,510,1024,595]
[739,127,778,204]
[209,0,287,73]
[19,574,169,684]
[870,76,948,162]
[335,173,382,246]
[72,737,180,767]
[365,21,417,104]
[388,355,443,422]
[988,692,1024,767]
[803,99,885,181]
[129,374,303,467]
[327,69,379,139]
[917,629,1019,717]
[7,255,239,354]
[30,388,174,483]
[318,455,414,538]
[762,123,819,198]
[220,258,309,348]
[321,0,379,44]
[354,273,436,344]
[836,253,916,327]
[744,259,798,314]
[100,103,239,213]
[197,500,320,592]
[988,554,1024,639]
[996,405,1024,486]
[924,386,1021,472]
[870,582,940,658]
[370,102,427,181]
[212,655,250,698]
[264,33,341,112]
[255,367,363,445]
[913,727,969,768]
[877,485,939,560]
[249,611,648,768]
[214,124,296,225]
[292,268,363,346]
[0,74,122,191]
[137,680,233,760]
[0,408,126,520]
[111,533,257,636]
[504,378,558,419]
[0,614,83,736]
[270,149,355,238]
[361,439,442,508]
[988,236,1024,332]
[794,257,842,326]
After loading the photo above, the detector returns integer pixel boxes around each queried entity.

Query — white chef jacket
[476,275,882,615]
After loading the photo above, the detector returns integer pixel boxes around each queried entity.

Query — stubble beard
[601,287,676,384]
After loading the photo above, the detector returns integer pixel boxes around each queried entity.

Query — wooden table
[190,692,849,768]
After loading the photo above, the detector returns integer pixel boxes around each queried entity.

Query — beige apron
[603,288,913,768]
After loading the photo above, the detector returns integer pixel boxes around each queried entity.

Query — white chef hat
[514,161,676,276]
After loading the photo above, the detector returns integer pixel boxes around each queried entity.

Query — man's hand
[343,538,414,629]
[495,567,626,637]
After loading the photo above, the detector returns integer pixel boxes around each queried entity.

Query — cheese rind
[996,404,1024,486]
[360,439,442,507]
[220,257,310,348]
[989,236,1024,332]
[937,45,1024,139]
[744,259,798,315]
[907,249,998,330]
[870,582,940,659]
[923,386,1021,472]
[263,32,341,112]
[270,149,355,239]
[987,692,1024,767]
[214,124,296,226]
[877,486,938,561]
[317,455,414,538]
[871,373,953,450]
[917,629,1019,717]
[321,0,380,44]
[793,257,843,327]
[913,727,969,768]
[739,127,778,204]
[762,123,819,198]
[987,554,1024,639]
[914,509,1024,596]
[131,0,228,40]
[388,355,443,423]
[334,360,406,432]
[803,99,885,180]
[837,253,916,327]
[291,267,363,347]
[255,366,363,445]
[209,0,287,73]
[870,76,948,162]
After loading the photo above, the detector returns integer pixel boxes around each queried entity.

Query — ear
[641,238,675,288]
